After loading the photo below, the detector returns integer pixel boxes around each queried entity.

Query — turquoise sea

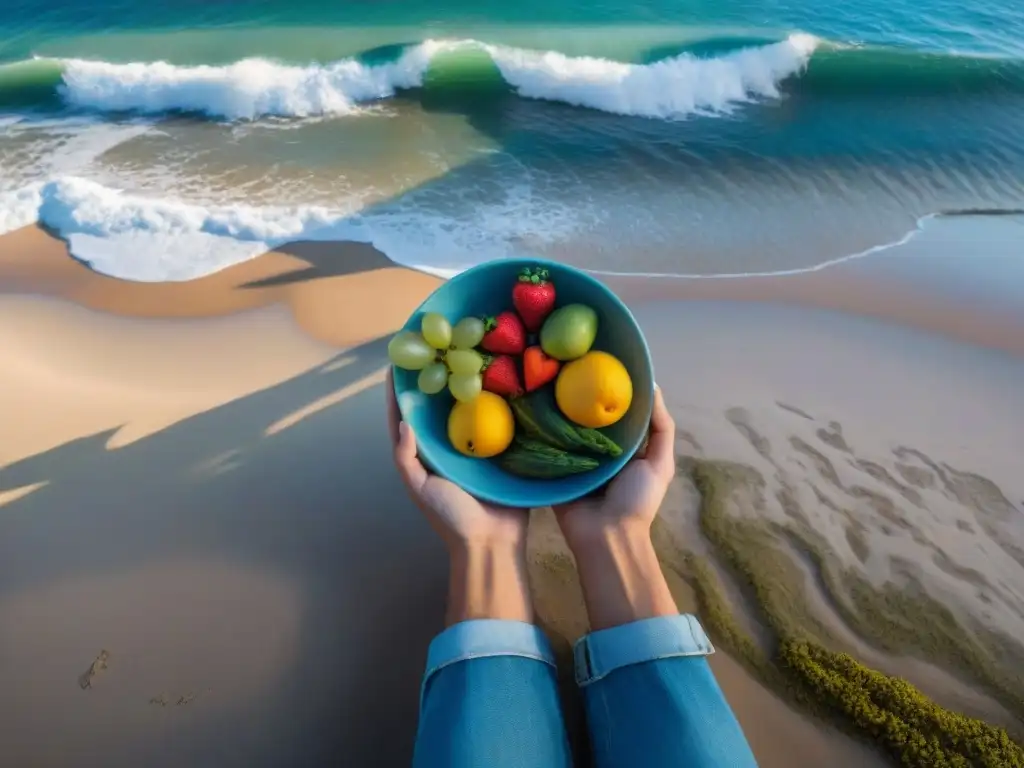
[1,0,1023,281]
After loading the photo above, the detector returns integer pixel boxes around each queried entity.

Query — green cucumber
[499,436,600,479]
[510,388,622,457]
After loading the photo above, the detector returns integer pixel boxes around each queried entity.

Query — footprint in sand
[789,436,843,489]
[776,484,813,528]
[893,460,937,490]
[150,690,208,707]
[931,549,991,590]
[847,485,916,534]
[677,429,703,453]
[942,465,1017,522]
[853,459,924,508]
[79,650,110,690]
[894,447,1015,519]
[810,483,842,512]
[725,407,773,461]
[816,421,851,454]
[844,523,871,564]
[895,446,1023,568]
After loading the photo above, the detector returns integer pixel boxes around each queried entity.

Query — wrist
[571,524,677,631]
[446,540,533,626]
[571,523,656,575]
[445,530,527,558]
[563,518,651,558]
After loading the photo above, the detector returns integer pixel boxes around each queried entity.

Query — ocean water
[1,0,1023,281]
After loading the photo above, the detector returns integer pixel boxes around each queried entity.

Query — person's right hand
[552,387,679,630]
[553,387,677,549]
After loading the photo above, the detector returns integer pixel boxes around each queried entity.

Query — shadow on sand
[0,337,455,766]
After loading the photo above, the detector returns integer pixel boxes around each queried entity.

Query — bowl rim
[393,257,655,507]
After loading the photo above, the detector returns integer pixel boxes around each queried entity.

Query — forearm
[416,543,572,767]
[445,542,534,626]
[571,525,678,630]
[569,529,757,766]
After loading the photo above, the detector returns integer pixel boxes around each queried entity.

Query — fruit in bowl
[540,303,598,361]
[389,259,654,509]
[448,392,515,458]
[556,350,633,429]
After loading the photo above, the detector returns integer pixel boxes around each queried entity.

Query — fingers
[386,366,429,492]
[645,387,676,480]
[633,426,651,460]
[385,367,401,446]
[395,421,429,492]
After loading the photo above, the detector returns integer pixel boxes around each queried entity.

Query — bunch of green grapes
[387,314,486,402]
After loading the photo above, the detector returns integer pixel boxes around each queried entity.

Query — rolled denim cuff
[573,614,714,686]
[422,620,556,705]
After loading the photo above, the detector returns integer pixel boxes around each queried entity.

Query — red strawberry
[523,346,560,392]
[512,267,556,332]
[481,311,526,355]
[482,355,523,398]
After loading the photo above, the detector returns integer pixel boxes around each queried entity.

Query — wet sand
[1,226,1022,766]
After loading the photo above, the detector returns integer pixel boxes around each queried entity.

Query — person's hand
[553,387,679,630]
[386,368,529,553]
[554,387,676,549]
[386,368,535,625]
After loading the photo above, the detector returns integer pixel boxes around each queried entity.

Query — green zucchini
[510,388,622,457]
[498,436,600,479]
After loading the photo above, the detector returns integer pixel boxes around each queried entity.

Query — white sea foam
[484,34,820,118]
[3,174,1014,285]
[0,34,829,281]
[59,44,442,120]
[0,186,43,234]
[0,121,150,235]
[56,35,819,121]
[2,176,580,281]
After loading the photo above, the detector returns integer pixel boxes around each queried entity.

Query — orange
[447,392,515,458]
[555,351,633,428]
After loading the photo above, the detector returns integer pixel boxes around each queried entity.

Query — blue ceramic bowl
[392,258,654,508]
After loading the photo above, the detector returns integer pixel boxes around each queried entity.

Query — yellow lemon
[447,391,515,458]
[555,351,633,428]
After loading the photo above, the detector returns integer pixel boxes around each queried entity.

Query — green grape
[447,349,484,375]
[449,373,482,403]
[417,363,448,395]
[451,317,485,349]
[421,312,452,350]
[388,330,434,370]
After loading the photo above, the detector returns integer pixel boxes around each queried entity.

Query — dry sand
[1,227,1023,766]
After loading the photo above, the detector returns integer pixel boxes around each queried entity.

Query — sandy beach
[1,226,1023,767]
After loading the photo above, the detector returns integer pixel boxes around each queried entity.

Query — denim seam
[421,651,555,711]
[426,650,556,681]
[573,615,716,686]
[577,648,714,686]
[574,640,590,684]
[685,614,715,653]
[597,677,614,761]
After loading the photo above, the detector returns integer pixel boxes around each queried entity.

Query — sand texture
[1,229,1023,766]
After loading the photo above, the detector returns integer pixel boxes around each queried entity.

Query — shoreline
[2,225,1023,357]
[1,226,1022,766]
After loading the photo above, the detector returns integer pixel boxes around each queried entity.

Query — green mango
[540,304,598,361]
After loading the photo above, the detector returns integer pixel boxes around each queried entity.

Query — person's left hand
[386,368,529,552]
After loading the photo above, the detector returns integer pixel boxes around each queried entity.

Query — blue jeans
[413,615,758,767]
